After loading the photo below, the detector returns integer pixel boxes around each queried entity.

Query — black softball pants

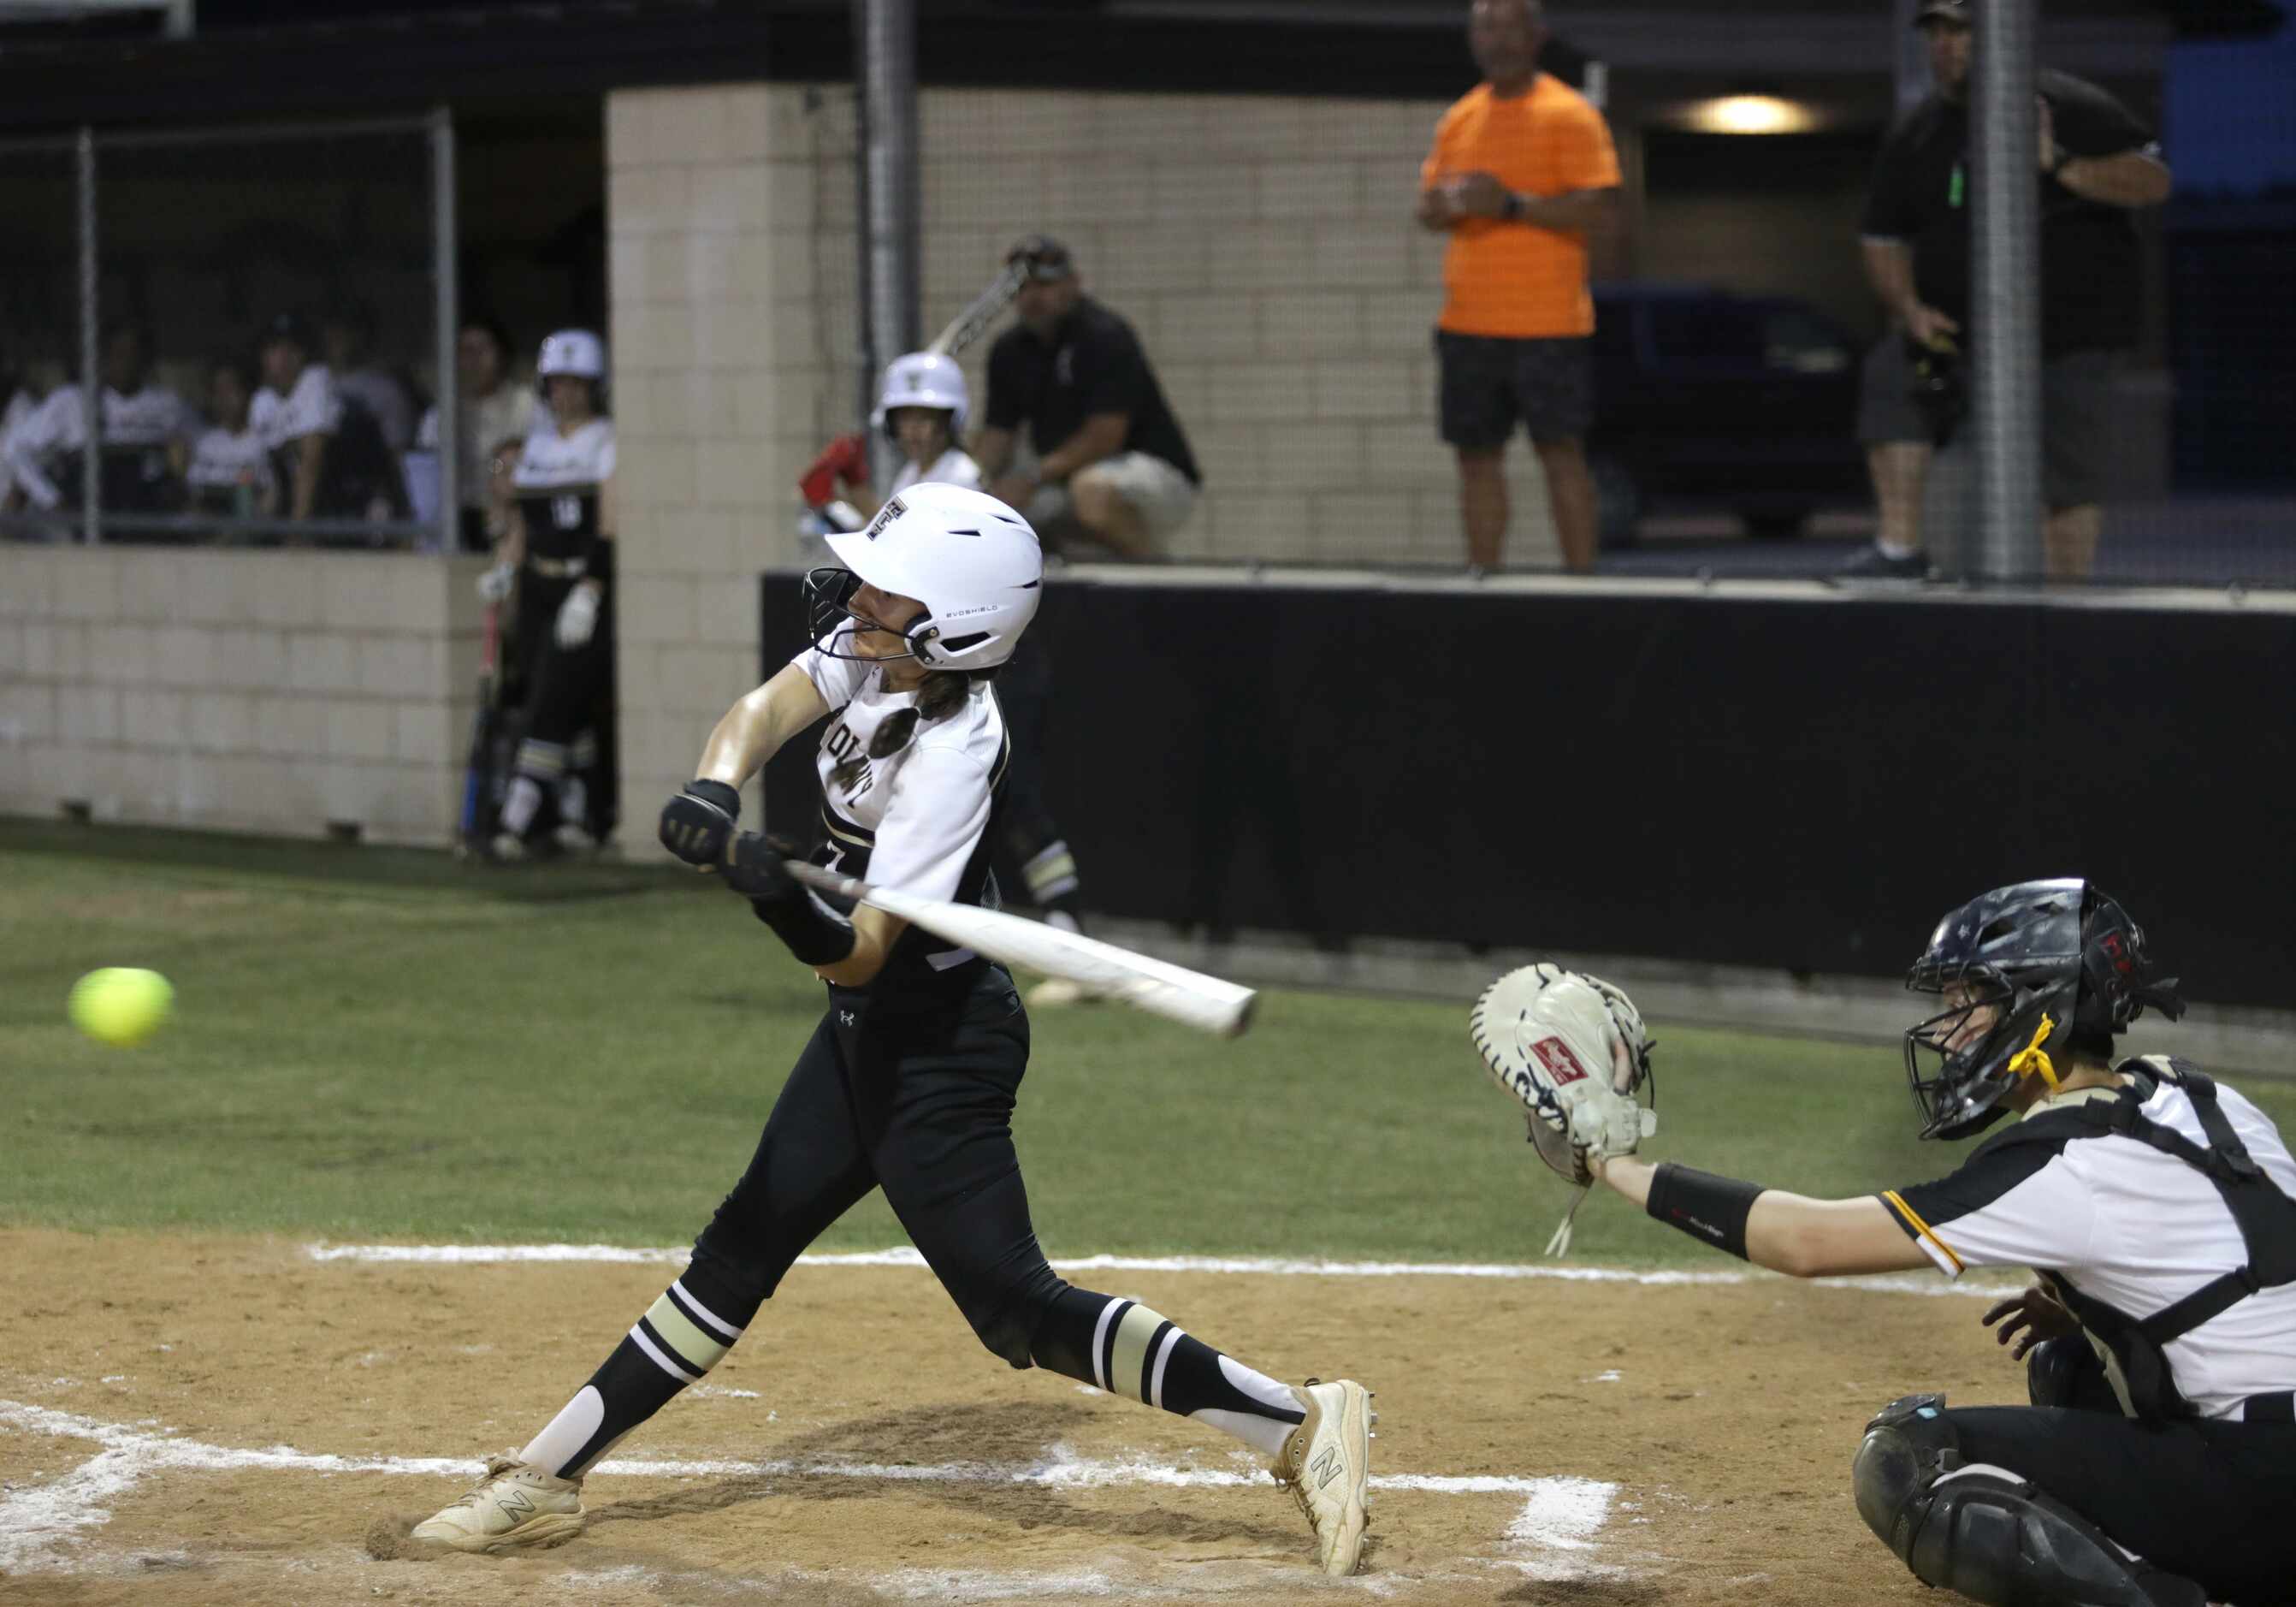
[688,964,1069,1367]
[1942,1372,2296,1604]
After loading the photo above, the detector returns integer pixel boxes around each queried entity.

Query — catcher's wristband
[752,892,857,968]
[1646,1163,1764,1260]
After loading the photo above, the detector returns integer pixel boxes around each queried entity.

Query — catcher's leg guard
[1850,1394,2206,1607]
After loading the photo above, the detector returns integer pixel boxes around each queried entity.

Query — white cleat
[1272,1379,1373,1576]
[411,1452,586,1553]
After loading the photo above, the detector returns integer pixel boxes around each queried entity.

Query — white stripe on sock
[670,1279,743,1340]
[1191,1407,1293,1459]
[629,1323,701,1384]
[1147,1326,1181,1411]
[518,1385,605,1478]
[1217,1354,1303,1416]
[1088,1297,1122,1391]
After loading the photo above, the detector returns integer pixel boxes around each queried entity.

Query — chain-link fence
[802,8,2291,589]
[0,137,84,543]
[0,116,455,550]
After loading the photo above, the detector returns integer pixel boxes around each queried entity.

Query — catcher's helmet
[871,351,969,442]
[802,482,1041,672]
[1903,879,2184,1141]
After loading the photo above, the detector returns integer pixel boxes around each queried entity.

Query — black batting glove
[659,779,741,867]
[724,832,802,904]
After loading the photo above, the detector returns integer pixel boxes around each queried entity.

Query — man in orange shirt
[1417,0,1619,572]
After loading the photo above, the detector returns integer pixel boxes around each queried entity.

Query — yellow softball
[68,967,175,1048]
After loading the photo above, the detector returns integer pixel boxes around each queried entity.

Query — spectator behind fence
[416,317,537,552]
[252,313,341,524]
[253,311,408,529]
[186,355,278,519]
[1417,0,1619,573]
[1843,0,2172,582]
[324,305,418,455]
[1,323,197,525]
[0,347,52,510]
[976,235,1200,560]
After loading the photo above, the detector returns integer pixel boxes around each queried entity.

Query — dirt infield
[0,1228,2029,1605]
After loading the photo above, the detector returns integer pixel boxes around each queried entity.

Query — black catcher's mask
[1903,879,2185,1141]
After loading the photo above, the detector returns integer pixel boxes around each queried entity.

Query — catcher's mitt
[1471,964,1658,1254]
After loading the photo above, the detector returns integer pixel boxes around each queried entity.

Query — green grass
[11,819,2293,1266]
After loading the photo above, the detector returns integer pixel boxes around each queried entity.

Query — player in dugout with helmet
[1506,881,2296,1607]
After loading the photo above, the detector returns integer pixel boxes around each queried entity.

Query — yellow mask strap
[2006,1013,2060,1090]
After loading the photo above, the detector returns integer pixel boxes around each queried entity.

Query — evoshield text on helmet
[802,483,1041,672]
[1902,878,2184,1141]
[871,352,970,442]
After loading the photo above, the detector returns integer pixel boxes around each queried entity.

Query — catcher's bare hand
[1980,1282,2080,1361]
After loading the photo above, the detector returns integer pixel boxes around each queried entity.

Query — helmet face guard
[1902,960,2067,1140]
[1898,879,2185,1142]
[803,566,928,665]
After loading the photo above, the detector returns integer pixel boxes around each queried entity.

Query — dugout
[761,566,2296,1012]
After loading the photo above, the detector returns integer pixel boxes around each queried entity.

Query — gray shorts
[1027,451,1198,545]
[1857,334,2120,510]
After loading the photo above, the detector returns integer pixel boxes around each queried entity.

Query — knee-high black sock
[517,1266,760,1480]
[1030,1286,1304,1456]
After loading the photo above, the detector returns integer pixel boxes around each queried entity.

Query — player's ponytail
[829,670,986,791]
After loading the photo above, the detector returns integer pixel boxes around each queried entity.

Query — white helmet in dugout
[871,351,970,441]
[820,483,1041,672]
[536,329,607,381]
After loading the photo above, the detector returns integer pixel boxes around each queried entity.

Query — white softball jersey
[1880,1068,2296,1420]
[3,382,198,508]
[251,364,344,449]
[794,623,1010,972]
[889,448,982,495]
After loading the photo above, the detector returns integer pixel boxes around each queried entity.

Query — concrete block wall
[0,545,481,845]
[604,80,1576,828]
[914,88,1562,569]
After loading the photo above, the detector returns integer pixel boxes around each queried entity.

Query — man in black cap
[1844,0,2172,580]
[975,236,1201,560]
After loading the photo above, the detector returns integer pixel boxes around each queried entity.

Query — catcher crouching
[1476,881,2296,1607]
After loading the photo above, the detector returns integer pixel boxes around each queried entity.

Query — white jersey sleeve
[3,387,74,508]
[283,365,344,438]
[861,741,994,907]
[1880,1134,2098,1279]
[792,625,872,709]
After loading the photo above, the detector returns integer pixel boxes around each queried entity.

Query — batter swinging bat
[784,860,1257,1038]
[926,260,1027,359]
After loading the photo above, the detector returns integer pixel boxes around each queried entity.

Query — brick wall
[605,80,1573,830]
[0,546,480,844]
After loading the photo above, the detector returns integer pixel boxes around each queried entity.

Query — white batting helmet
[870,351,969,441]
[536,329,607,381]
[808,483,1041,672]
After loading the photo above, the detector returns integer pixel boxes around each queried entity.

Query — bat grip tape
[1645,1163,1765,1260]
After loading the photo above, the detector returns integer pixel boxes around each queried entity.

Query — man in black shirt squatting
[1847,0,2171,582]
[976,235,1202,560]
